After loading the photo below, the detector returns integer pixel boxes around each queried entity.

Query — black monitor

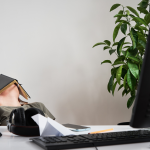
[130,27,150,128]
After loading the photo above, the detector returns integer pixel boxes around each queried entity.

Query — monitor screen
[130,27,150,128]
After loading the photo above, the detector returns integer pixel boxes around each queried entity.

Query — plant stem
[115,51,119,57]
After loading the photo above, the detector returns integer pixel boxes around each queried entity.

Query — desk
[1,125,150,150]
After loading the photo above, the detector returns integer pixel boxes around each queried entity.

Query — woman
[0,84,55,126]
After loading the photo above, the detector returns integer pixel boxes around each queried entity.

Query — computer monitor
[130,27,150,128]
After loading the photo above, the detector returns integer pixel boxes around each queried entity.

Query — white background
[0,0,141,125]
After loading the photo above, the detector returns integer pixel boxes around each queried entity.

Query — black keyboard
[30,130,150,150]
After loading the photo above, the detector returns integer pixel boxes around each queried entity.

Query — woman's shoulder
[27,102,55,120]
[27,102,45,108]
[0,106,20,112]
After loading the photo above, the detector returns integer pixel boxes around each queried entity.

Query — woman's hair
[18,98,28,105]
[14,83,28,105]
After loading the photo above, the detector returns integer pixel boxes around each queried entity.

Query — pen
[88,128,113,134]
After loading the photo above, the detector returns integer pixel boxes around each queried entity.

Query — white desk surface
[1,125,150,150]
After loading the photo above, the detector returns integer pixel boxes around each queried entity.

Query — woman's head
[1,84,19,98]
[0,84,21,106]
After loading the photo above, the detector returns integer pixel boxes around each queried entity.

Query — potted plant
[93,0,150,108]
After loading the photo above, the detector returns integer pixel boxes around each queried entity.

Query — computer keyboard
[30,130,150,150]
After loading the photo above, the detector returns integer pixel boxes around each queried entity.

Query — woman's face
[1,84,19,98]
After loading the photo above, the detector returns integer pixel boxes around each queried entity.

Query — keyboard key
[58,138,67,142]
[39,137,49,143]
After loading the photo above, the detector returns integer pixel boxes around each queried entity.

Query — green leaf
[144,13,150,24]
[130,28,138,49]
[121,68,127,79]
[127,96,135,108]
[138,0,149,9]
[116,65,123,85]
[112,42,119,46]
[126,6,139,17]
[122,64,128,70]
[132,17,148,26]
[140,26,148,31]
[138,39,146,48]
[130,90,135,97]
[137,32,146,42]
[93,42,106,48]
[124,42,131,45]
[104,40,111,46]
[142,0,149,2]
[115,20,130,25]
[128,62,139,79]
[112,81,117,95]
[126,51,131,58]
[115,10,123,23]
[136,55,143,63]
[127,70,132,89]
[137,47,144,53]
[103,46,110,50]
[131,16,144,27]
[122,51,126,56]
[123,46,130,49]
[125,10,130,15]
[134,25,144,34]
[111,67,119,76]
[107,75,114,93]
[126,46,134,52]
[127,56,139,62]
[101,60,112,64]
[137,45,145,55]
[113,61,125,66]
[123,73,127,88]
[114,55,125,62]
[122,89,127,96]
[121,23,127,35]
[126,89,131,95]
[129,14,136,18]
[118,84,124,91]
[137,7,148,14]
[114,14,126,17]
[117,37,126,56]
[127,69,136,90]
[109,49,116,55]
[140,0,149,2]
[110,4,121,11]
[128,47,138,56]
[113,22,123,42]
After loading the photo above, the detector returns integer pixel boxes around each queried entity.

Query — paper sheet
[32,114,77,136]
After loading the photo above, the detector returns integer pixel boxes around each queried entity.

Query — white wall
[0,0,141,125]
